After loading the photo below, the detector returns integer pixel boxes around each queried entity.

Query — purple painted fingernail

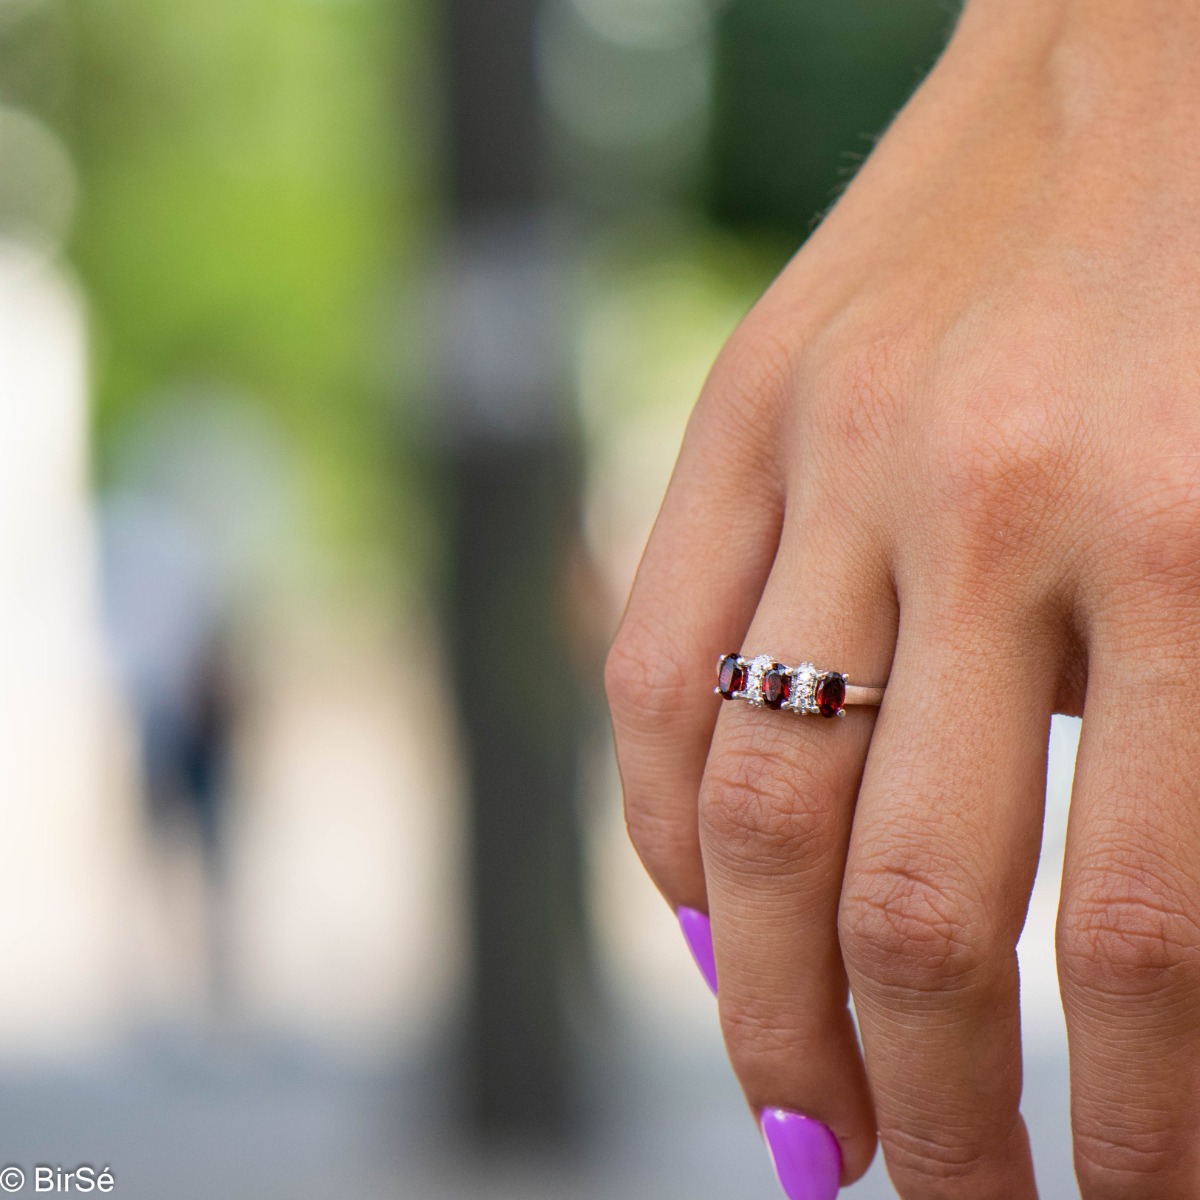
[761,1108,842,1200]
[676,906,718,995]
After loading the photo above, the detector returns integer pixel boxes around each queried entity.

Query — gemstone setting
[713,653,869,718]
[815,672,847,718]
[716,653,744,700]
[761,665,790,709]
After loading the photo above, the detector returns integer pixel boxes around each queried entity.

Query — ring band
[715,652,885,718]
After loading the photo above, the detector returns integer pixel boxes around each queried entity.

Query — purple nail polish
[760,1108,842,1200]
[676,906,718,995]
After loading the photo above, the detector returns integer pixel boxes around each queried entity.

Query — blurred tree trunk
[440,0,587,1148]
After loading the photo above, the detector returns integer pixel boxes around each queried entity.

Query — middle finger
[840,585,1056,1199]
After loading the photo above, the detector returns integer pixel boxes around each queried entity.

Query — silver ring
[715,653,885,718]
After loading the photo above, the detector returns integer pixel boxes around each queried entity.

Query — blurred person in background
[99,395,290,1024]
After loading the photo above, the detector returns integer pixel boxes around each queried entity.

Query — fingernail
[676,906,718,995]
[760,1108,842,1200]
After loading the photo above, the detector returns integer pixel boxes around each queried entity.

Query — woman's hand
[606,2,1200,1197]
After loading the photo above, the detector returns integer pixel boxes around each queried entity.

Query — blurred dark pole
[440,0,587,1148]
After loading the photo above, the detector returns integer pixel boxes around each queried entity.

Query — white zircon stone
[744,654,773,705]
[788,663,817,713]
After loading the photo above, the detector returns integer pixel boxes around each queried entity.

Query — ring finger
[699,511,897,1193]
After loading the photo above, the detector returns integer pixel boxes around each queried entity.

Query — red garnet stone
[761,665,791,709]
[815,673,846,718]
[717,653,744,699]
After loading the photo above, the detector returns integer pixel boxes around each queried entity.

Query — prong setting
[715,655,861,718]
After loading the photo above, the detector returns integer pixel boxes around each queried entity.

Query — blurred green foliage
[710,0,956,236]
[0,1,71,120]
[62,0,432,558]
[0,0,963,565]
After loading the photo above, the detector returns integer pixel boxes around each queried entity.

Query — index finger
[606,335,788,927]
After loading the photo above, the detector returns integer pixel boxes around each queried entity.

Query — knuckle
[840,856,996,995]
[880,1124,994,1194]
[1058,866,1200,1000]
[1073,1122,1176,1191]
[1108,458,1200,588]
[921,379,1079,571]
[604,620,688,731]
[605,624,701,884]
[700,317,799,444]
[926,388,1060,506]
[716,995,811,1085]
[808,331,912,456]
[699,738,839,876]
